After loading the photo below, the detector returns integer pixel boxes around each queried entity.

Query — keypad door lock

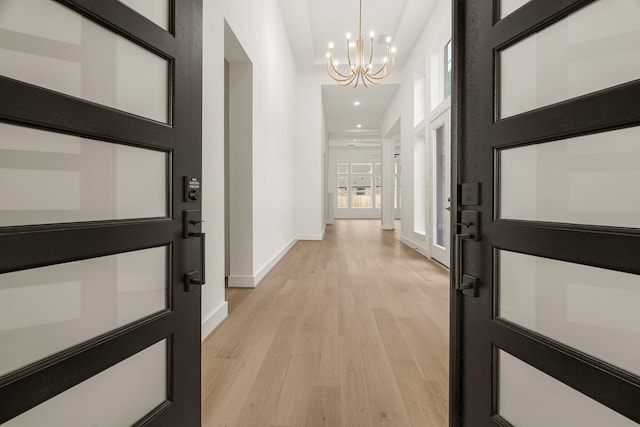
[184,176,201,202]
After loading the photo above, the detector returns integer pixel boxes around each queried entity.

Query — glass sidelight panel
[337,176,348,208]
[0,246,168,377]
[434,126,446,248]
[0,0,169,122]
[5,340,167,427]
[351,176,372,208]
[375,176,382,209]
[498,350,637,426]
[500,0,531,19]
[0,122,167,227]
[499,0,640,118]
[500,126,640,228]
[498,250,640,377]
[118,0,171,31]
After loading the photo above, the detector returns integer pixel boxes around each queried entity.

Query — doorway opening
[224,21,254,289]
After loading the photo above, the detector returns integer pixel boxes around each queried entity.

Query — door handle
[185,231,206,292]
[454,233,478,297]
[454,211,480,297]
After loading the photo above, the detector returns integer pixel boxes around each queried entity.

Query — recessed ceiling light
[357,124,362,128]
[354,101,360,106]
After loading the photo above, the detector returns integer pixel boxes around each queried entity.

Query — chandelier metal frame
[326,0,396,88]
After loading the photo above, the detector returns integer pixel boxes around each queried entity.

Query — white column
[381,139,395,230]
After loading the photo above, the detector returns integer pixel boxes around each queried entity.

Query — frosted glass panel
[500,126,640,228]
[5,340,167,427]
[0,0,169,122]
[500,0,530,19]
[499,0,640,118]
[499,350,637,427]
[499,250,640,377]
[0,122,167,227]
[118,0,170,31]
[0,247,167,376]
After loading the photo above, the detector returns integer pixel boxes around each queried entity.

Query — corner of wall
[201,300,228,341]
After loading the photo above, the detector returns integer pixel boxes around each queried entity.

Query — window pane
[374,162,382,176]
[499,350,637,427]
[500,125,640,228]
[118,0,170,30]
[0,0,169,123]
[444,41,452,98]
[500,0,531,19]
[414,74,426,125]
[499,0,640,118]
[0,122,168,227]
[337,163,348,174]
[337,176,348,208]
[414,138,425,234]
[394,176,398,209]
[5,340,167,427]
[434,126,446,247]
[375,176,382,208]
[499,250,640,377]
[351,163,372,174]
[0,246,167,377]
[351,176,371,208]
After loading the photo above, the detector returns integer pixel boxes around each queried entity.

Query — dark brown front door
[0,0,203,425]
[451,1,640,425]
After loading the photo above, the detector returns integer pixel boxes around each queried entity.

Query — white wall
[201,0,299,337]
[295,73,326,240]
[380,0,452,259]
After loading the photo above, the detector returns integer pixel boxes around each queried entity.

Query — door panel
[499,0,640,119]
[497,350,637,427]
[498,250,640,377]
[0,122,168,226]
[0,246,168,377]
[452,0,640,425]
[0,0,203,425]
[0,0,170,123]
[5,340,168,427]
[499,126,640,228]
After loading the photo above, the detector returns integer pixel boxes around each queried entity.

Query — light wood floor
[202,220,450,427]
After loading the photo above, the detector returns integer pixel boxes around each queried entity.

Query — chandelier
[326,0,397,88]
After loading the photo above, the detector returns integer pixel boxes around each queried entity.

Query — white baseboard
[400,236,430,259]
[228,275,256,288]
[253,238,297,286]
[228,238,298,289]
[201,301,228,341]
[297,234,323,241]
[380,224,396,230]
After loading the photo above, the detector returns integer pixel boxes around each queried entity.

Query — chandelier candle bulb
[326,0,396,88]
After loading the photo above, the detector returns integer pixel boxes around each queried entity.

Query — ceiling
[279,0,438,147]
[322,84,399,146]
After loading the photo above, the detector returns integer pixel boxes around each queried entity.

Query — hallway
[202,220,449,426]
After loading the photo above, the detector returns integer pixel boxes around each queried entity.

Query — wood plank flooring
[202,220,450,427]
